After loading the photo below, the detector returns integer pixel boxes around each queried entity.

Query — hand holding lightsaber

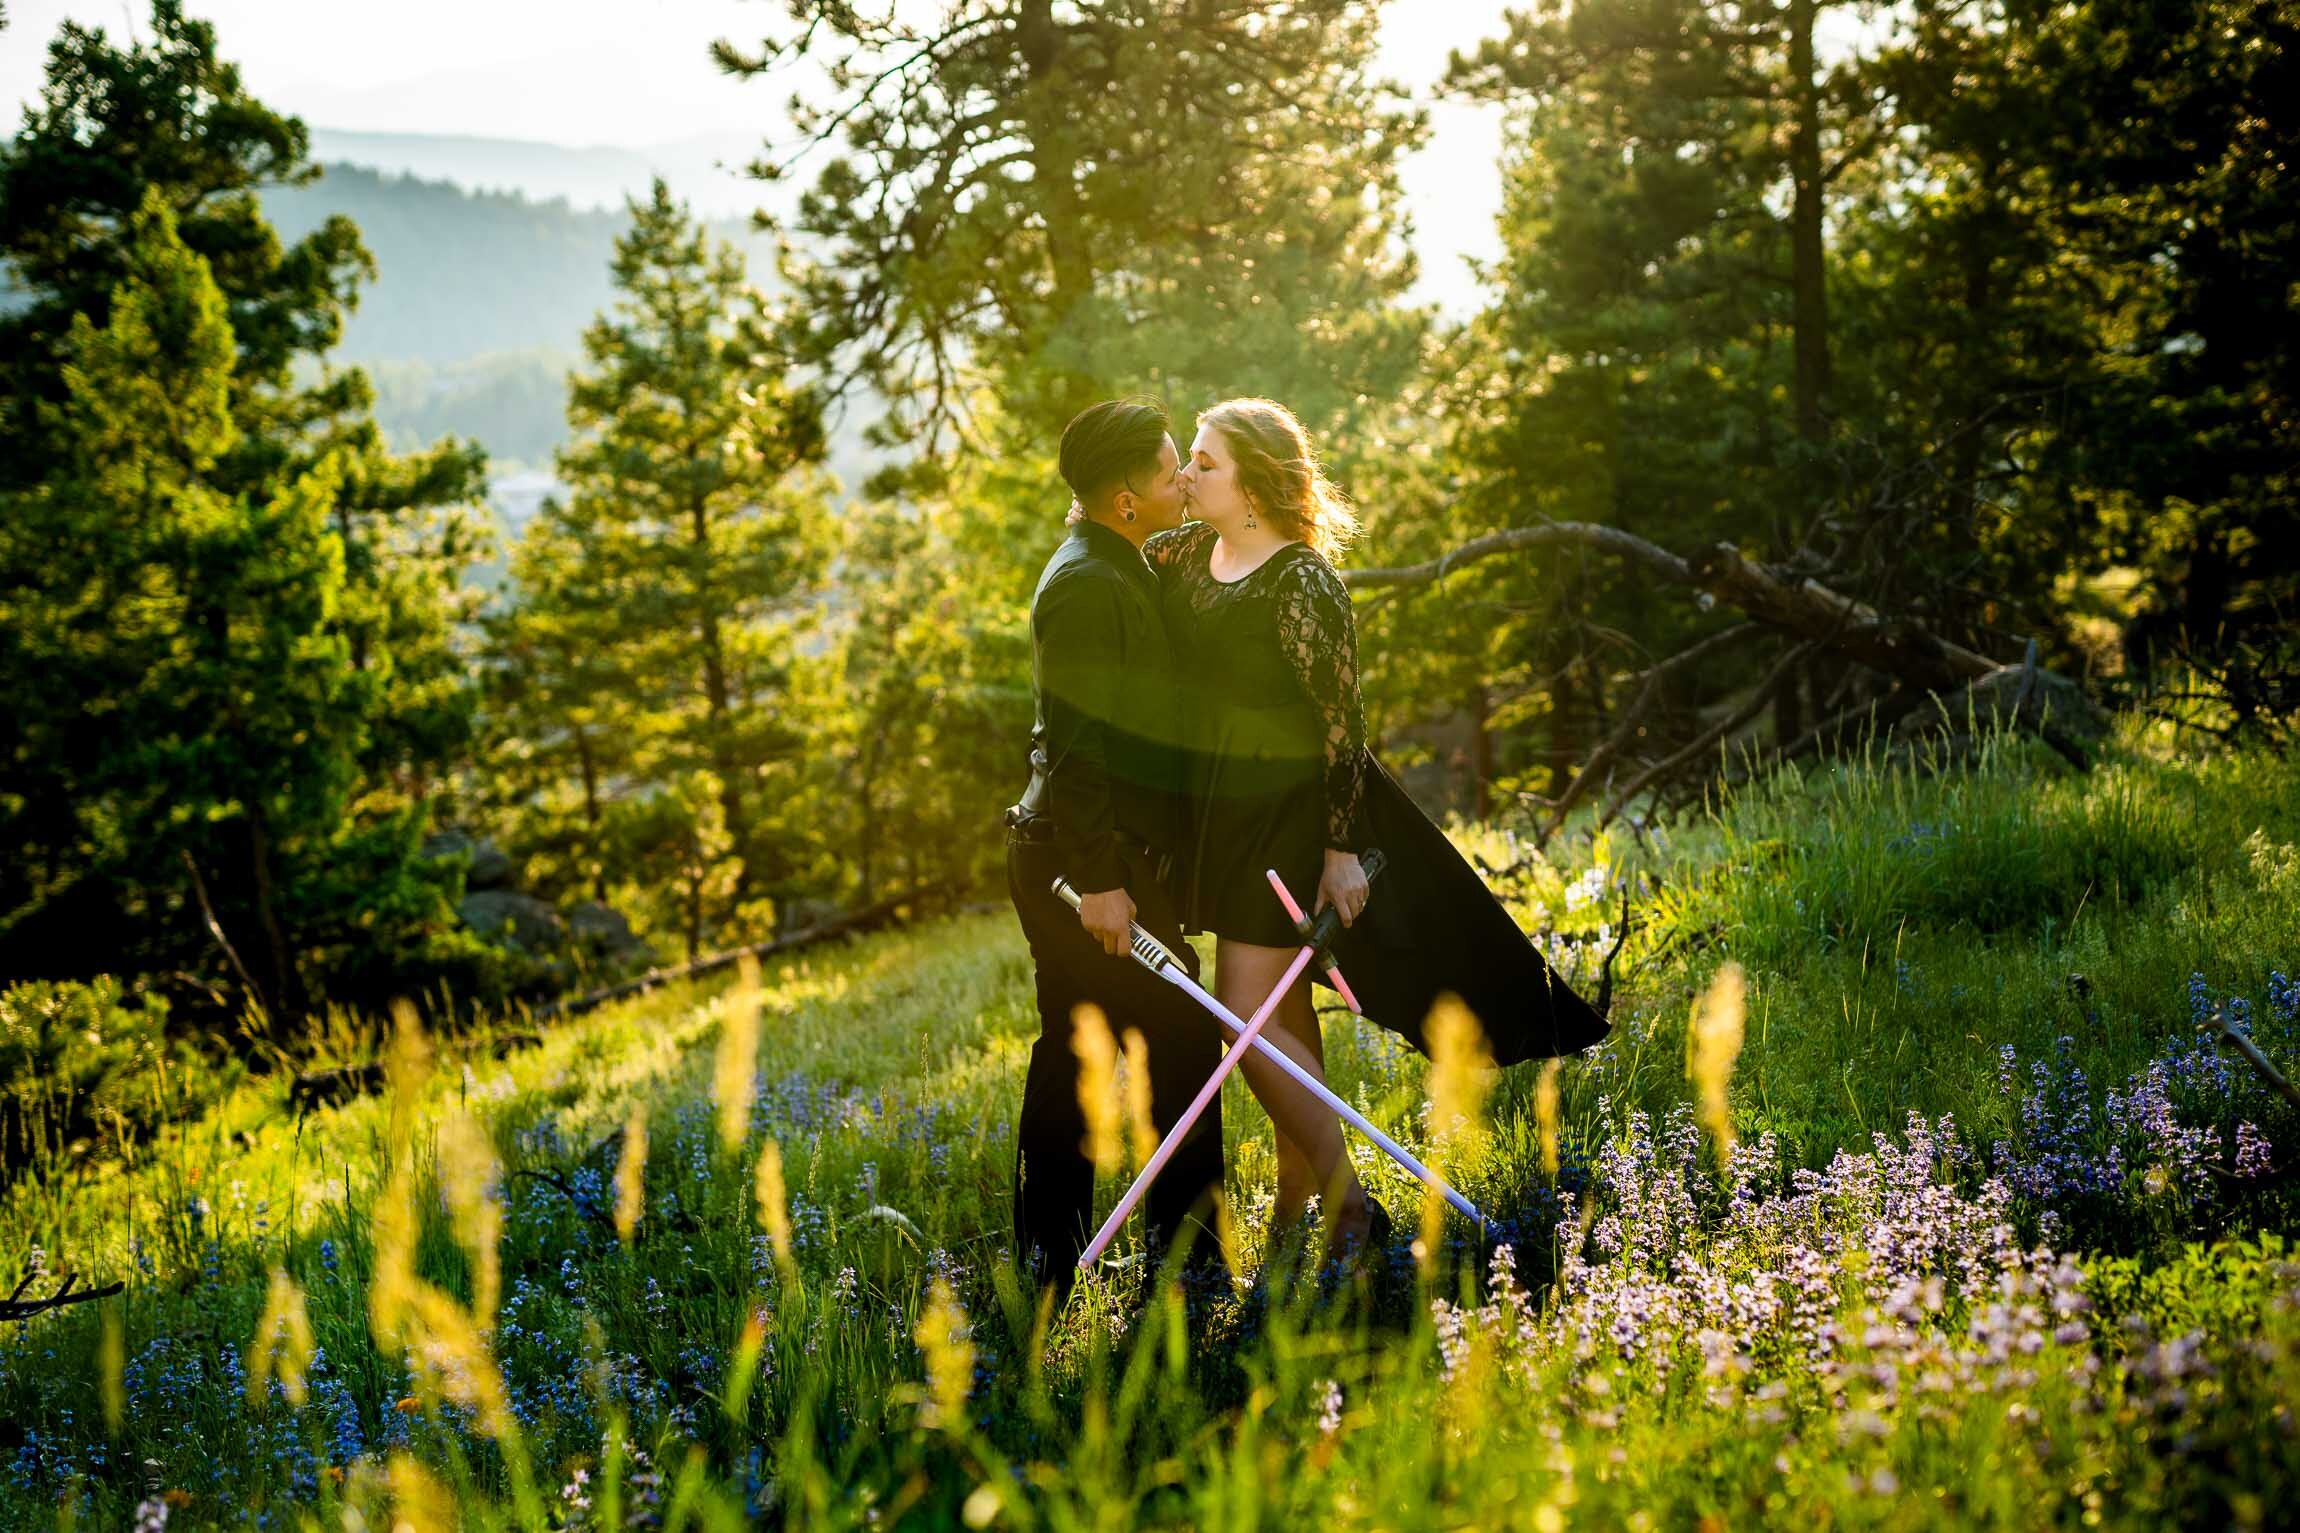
[1053,864,1483,1270]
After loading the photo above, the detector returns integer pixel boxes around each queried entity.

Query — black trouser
[1005,831,1227,1287]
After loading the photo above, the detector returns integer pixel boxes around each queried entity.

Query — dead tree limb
[1598,640,1825,831]
[1536,623,1764,841]
[1350,521,2105,835]
[1346,526,1997,691]
[2203,1012,2300,1116]
[0,1269,124,1323]
[1348,522,1694,592]
[1687,543,1998,690]
[179,850,263,1013]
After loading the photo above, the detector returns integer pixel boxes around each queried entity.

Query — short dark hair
[1059,398,1170,506]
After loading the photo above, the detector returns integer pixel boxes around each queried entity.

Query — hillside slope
[2,731,2296,1525]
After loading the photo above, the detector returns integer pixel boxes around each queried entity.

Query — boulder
[1887,652,2109,769]
[457,889,565,952]
[423,829,515,891]
[567,900,646,959]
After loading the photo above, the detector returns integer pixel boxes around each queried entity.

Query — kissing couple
[1002,397,1608,1301]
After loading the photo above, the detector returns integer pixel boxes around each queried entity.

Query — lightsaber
[1054,869,1483,1269]
[1074,859,1384,1268]
[1076,924,1315,1268]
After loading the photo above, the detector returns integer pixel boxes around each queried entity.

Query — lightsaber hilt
[1269,847,1384,1010]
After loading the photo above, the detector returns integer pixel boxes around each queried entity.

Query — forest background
[0,0,2293,1125]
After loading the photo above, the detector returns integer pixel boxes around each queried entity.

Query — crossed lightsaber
[1054,852,1484,1271]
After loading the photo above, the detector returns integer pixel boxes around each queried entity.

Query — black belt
[1002,804,1058,844]
[1003,806,1172,883]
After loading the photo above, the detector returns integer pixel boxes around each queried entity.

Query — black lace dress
[1146,519,1611,1067]
[1146,520,1364,948]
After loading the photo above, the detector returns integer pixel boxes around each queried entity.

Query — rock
[1887,653,2108,769]
[778,898,847,935]
[566,900,645,957]
[290,1062,386,1115]
[422,829,515,891]
[458,889,566,952]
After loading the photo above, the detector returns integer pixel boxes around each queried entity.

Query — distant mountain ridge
[263,159,777,366]
[304,127,790,224]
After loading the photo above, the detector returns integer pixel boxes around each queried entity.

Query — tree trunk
[856,739,880,905]
[573,723,605,901]
[240,805,304,1026]
[1773,657,1806,746]
[691,501,754,906]
[1548,651,1584,800]
[1467,682,1493,820]
[1787,0,1831,443]
[1018,0,1095,428]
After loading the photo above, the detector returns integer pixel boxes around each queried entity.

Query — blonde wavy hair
[1197,397,1360,564]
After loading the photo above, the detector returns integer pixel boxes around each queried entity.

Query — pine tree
[492,181,837,953]
[0,190,418,1020]
[0,2,489,1014]
[0,0,488,821]
[717,0,1429,455]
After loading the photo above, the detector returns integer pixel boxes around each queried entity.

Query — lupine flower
[2235,1122,2274,1177]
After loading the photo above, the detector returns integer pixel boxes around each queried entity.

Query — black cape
[1316,753,1611,1067]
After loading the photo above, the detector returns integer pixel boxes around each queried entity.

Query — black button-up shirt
[1015,518,1185,894]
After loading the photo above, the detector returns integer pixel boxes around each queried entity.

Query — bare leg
[1216,937,1371,1248]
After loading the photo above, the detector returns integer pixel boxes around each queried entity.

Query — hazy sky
[3,1,1518,304]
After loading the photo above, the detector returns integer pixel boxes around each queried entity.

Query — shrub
[0,977,213,1178]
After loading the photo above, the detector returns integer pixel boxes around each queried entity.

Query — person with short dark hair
[1003,398,1224,1299]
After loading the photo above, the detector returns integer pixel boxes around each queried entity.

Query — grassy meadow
[3,722,2298,1529]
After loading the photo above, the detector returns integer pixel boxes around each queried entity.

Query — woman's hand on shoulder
[1143,518,1200,569]
[1315,847,1369,927]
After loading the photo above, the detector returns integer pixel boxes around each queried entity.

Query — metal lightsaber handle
[1269,847,1386,1013]
[1051,875,1484,1237]
[1073,854,1388,1269]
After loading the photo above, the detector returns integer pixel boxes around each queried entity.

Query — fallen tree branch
[0,1268,124,1323]
[1598,641,1825,830]
[1350,520,2106,824]
[1346,522,1694,592]
[1538,623,1762,842]
[2203,1013,2300,1116]
[1591,882,1636,1020]
[179,850,263,1015]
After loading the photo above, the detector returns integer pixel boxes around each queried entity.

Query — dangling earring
[1243,497,1259,531]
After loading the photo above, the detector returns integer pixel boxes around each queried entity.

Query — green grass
[2,721,2296,1528]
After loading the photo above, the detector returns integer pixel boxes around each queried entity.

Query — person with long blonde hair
[1144,397,1384,1251]
[1123,396,1610,1263]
